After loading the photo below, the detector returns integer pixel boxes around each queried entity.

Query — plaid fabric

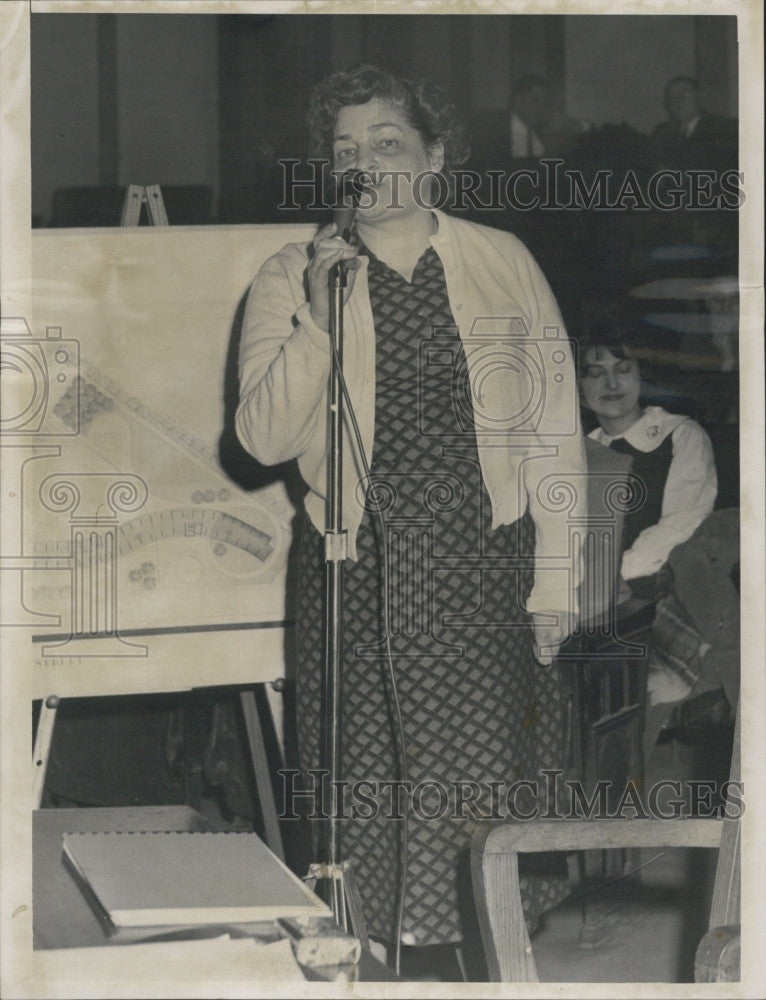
[295,243,569,946]
[652,590,706,688]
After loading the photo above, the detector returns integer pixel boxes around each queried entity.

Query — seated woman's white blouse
[588,406,718,581]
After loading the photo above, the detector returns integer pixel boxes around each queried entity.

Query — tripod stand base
[306,860,370,951]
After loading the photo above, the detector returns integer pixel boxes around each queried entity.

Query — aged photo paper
[1,1,763,997]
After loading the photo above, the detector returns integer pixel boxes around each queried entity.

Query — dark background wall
[30,12,738,227]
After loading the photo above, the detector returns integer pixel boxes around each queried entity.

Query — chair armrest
[471,818,723,982]
[478,817,722,856]
[695,924,740,982]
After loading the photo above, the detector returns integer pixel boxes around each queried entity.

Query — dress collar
[598,406,687,452]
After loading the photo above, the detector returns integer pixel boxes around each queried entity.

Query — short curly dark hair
[574,300,647,378]
[306,64,470,169]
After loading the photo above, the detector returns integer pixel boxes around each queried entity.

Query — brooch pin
[647,425,660,438]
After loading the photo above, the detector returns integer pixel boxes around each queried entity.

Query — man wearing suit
[508,75,589,160]
[469,76,548,169]
[651,76,738,173]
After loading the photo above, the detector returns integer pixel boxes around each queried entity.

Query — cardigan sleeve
[512,244,587,617]
[621,419,718,581]
[235,248,332,465]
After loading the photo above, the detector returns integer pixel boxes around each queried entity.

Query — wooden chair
[470,442,740,982]
[470,705,740,982]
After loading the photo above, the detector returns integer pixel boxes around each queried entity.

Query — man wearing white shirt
[509,75,549,157]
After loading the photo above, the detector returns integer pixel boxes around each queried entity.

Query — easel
[32,183,286,860]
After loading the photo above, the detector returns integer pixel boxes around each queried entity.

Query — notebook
[62,830,329,930]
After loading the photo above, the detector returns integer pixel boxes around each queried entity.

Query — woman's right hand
[308,223,360,332]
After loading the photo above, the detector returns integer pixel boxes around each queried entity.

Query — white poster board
[4,223,314,698]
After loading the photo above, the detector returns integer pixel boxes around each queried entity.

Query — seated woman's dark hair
[574,299,648,377]
[306,64,470,168]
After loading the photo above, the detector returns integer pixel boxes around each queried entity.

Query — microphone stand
[304,206,369,950]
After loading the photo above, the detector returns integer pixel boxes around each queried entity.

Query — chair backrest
[695,703,740,982]
[50,185,214,227]
[708,703,740,930]
[471,727,739,982]
[51,186,126,227]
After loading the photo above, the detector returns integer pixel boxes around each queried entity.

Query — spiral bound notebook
[62,830,329,929]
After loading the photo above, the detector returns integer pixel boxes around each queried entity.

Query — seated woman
[578,318,717,594]
[577,313,718,753]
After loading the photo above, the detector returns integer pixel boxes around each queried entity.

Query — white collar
[593,406,688,452]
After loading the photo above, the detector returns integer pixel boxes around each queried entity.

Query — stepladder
[121,184,169,226]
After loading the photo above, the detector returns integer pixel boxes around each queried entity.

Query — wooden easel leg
[33,695,59,809]
[239,688,284,861]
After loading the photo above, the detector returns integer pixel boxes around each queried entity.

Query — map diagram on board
[2,320,293,666]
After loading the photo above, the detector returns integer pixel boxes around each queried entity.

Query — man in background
[651,76,737,172]
[470,75,588,169]
[509,74,549,157]
[509,74,589,159]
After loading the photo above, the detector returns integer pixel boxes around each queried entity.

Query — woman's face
[579,346,642,431]
[332,98,444,222]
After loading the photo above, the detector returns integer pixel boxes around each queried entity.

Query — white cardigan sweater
[236,210,586,615]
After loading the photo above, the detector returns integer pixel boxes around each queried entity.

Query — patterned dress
[296,242,568,946]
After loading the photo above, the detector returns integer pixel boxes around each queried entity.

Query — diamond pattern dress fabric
[296,243,569,946]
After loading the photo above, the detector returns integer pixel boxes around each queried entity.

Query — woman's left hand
[531,611,575,665]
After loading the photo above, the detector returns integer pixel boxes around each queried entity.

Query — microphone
[334,170,369,241]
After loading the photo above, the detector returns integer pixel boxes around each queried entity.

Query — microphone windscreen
[334,170,371,240]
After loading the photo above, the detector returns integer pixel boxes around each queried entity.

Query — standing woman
[237,66,586,955]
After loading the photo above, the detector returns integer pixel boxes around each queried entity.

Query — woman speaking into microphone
[236,64,586,961]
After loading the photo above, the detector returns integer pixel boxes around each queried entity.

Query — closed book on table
[62,830,329,929]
